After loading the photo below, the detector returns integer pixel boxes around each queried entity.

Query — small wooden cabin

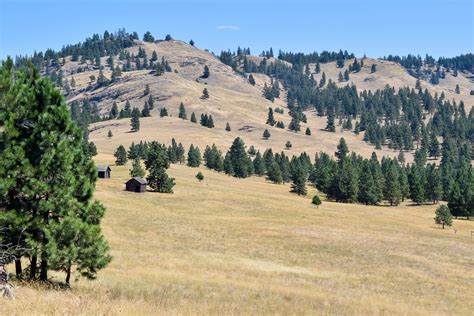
[125,177,147,193]
[97,165,111,179]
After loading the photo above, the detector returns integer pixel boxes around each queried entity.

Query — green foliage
[130,159,145,178]
[312,195,322,207]
[178,102,187,120]
[0,59,110,283]
[114,145,128,165]
[263,129,271,140]
[196,171,204,182]
[224,137,253,178]
[434,205,452,229]
[130,107,140,132]
[187,144,202,167]
[190,112,197,123]
[202,65,210,78]
[201,88,209,99]
[225,122,231,131]
[144,141,175,193]
[266,107,276,126]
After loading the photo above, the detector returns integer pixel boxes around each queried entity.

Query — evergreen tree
[110,102,118,119]
[253,151,266,176]
[428,132,440,159]
[225,122,231,131]
[326,113,336,132]
[190,112,197,123]
[384,162,402,206]
[129,159,145,178]
[266,107,276,126]
[312,195,322,207]
[358,161,379,205]
[409,165,426,204]
[285,141,292,149]
[335,138,349,161]
[343,69,350,81]
[290,162,307,195]
[141,103,151,117]
[434,205,452,229]
[196,171,204,182]
[187,144,202,167]
[248,74,256,85]
[160,107,169,117]
[455,84,460,94]
[107,130,113,138]
[305,127,311,135]
[319,72,326,87]
[144,84,150,96]
[0,60,111,282]
[145,141,175,193]
[263,129,271,140]
[338,71,344,82]
[371,64,377,73]
[114,145,128,165]
[189,39,195,46]
[315,61,321,74]
[267,161,283,184]
[225,137,253,178]
[426,164,442,204]
[130,107,140,132]
[201,88,209,99]
[202,65,210,78]
[178,102,187,119]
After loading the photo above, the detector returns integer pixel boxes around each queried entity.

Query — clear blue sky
[0,0,472,60]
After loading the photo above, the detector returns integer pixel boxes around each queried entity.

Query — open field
[5,153,474,315]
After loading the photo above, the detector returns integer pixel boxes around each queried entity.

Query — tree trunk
[15,259,22,279]
[65,263,71,286]
[442,223,445,229]
[39,258,48,281]
[30,256,37,280]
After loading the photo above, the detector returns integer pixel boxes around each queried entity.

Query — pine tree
[384,162,402,206]
[202,65,210,78]
[315,61,321,74]
[141,103,151,117]
[305,127,311,135]
[189,39,195,46]
[428,132,440,159]
[319,72,326,87]
[455,84,460,94]
[145,142,175,193]
[225,137,253,178]
[285,141,292,149]
[434,205,452,229]
[343,69,350,81]
[107,130,113,138]
[426,164,442,204]
[371,64,377,73]
[326,113,336,132]
[160,107,168,117]
[190,112,197,123]
[248,74,256,85]
[263,129,271,140]
[0,60,111,283]
[266,107,276,126]
[114,145,128,165]
[312,195,322,207]
[253,151,266,176]
[290,162,307,195]
[110,102,118,119]
[358,161,379,205]
[267,161,283,184]
[196,171,204,182]
[409,165,426,204]
[187,144,202,167]
[201,88,209,99]
[225,122,231,131]
[144,84,150,96]
[335,138,349,161]
[338,72,344,82]
[178,102,187,119]
[129,159,145,178]
[130,108,140,132]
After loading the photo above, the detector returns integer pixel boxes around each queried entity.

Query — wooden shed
[125,177,147,193]
[97,165,111,179]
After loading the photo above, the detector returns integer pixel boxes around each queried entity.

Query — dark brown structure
[125,177,147,193]
[97,165,111,179]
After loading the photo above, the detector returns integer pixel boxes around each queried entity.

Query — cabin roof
[97,165,111,172]
[125,177,147,185]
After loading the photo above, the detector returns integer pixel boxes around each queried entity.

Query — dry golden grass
[4,153,474,315]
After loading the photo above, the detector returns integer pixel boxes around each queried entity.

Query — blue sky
[0,0,472,60]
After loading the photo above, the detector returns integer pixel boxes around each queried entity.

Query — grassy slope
[5,153,474,315]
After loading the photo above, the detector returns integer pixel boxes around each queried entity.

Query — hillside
[4,155,474,314]
[55,38,473,163]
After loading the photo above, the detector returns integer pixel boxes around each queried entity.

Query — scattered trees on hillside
[114,145,128,165]
[130,107,140,131]
[187,145,202,167]
[178,102,187,119]
[263,129,271,140]
[434,205,452,229]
